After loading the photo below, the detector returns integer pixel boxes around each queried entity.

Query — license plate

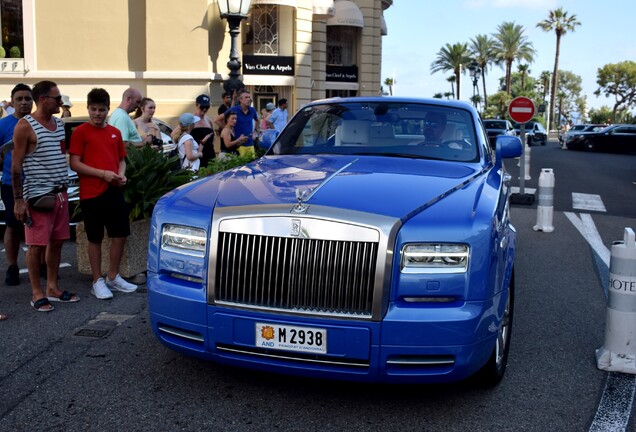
[255,322,327,354]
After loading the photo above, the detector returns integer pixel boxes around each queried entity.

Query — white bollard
[533,168,555,232]
[595,228,636,374]
[524,144,531,180]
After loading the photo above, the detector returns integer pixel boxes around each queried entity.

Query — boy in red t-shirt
[69,88,138,299]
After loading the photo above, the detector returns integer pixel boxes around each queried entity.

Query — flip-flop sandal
[47,290,80,303]
[30,298,54,312]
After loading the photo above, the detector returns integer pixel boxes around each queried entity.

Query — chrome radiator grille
[215,232,379,317]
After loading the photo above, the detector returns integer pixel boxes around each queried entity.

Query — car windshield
[483,120,506,129]
[269,101,480,162]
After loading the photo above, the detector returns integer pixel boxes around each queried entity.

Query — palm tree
[447,76,456,98]
[469,34,496,110]
[383,77,395,96]
[537,8,581,130]
[539,71,551,101]
[492,22,535,94]
[517,64,530,90]
[430,43,472,99]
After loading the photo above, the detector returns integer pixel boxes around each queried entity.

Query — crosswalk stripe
[572,193,606,212]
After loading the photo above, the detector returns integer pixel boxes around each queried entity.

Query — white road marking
[589,373,636,432]
[573,193,606,212]
[510,186,536,194]
[18,263,71,275]
[565,212,635,431]
[564,212,610,268]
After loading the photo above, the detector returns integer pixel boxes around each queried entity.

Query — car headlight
[401,243,469,273]
[161,224,207,257]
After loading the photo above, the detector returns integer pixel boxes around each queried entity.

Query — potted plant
[76,146,190,278]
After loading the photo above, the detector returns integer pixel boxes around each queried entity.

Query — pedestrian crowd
[0,81,290,320]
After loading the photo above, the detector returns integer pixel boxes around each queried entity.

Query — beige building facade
[0,0,392,124]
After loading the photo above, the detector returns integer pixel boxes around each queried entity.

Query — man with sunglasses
[423,110,449,144]
[12,80,78,312]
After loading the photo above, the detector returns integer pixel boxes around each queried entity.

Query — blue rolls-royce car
[148,97,523,386]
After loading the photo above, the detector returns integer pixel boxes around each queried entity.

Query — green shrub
[124,145,191,222]
[196,153,257,178]
[0,46,6,58]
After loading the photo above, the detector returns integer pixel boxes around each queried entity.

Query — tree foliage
[537,7,581,130]
[492,22,535,94]
[430,43,472,99]
[469,34,497,110]
[594,60,636,121]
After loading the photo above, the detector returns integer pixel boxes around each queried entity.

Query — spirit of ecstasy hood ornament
[293,188,312,213]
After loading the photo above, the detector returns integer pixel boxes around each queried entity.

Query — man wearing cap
[214,89,259,158]
[268,98,289,132]
[109,88,144,148]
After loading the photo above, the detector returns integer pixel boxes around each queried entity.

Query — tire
[584,140,595,152]
[473,270,514,387]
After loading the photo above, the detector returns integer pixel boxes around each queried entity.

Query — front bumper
[148,272,503,384]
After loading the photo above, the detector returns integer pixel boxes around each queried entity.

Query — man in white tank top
[11,80,79,312]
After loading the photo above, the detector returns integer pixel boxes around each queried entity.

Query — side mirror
[495,135,522,167]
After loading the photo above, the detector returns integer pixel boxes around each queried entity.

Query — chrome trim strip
[217,345,370,368]
[158,325,204,343]
[215,300,372,319]
[386,358,455,366]
[219,216,379,242]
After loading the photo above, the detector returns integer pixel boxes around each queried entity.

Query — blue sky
[381,0,636,111]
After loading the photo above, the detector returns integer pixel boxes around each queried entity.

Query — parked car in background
[483,119,516,147]
[559,124,608,145]
[566,124,636,153]
[512,121,547,146]
[148,97,523,386]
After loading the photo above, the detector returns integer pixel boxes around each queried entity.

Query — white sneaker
[92,278,113,300]
[105,274,138,293]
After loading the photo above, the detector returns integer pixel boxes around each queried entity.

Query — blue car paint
[147,97,521,384]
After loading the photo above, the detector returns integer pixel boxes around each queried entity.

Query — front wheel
[584,140,595,151]
[473,271,514,387]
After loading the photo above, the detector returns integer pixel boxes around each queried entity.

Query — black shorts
[1,182,22,229]
[80,186,130,243]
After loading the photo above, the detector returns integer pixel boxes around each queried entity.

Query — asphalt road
[0,140,635,432]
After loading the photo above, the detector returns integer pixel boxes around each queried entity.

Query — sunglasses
[43,95,63,103]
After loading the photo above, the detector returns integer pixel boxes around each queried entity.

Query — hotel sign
[326,65,358,83]
[243,55,295,76]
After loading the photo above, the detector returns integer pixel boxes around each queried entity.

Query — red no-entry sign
[508,97,536,124]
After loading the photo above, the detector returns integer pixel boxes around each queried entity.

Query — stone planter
[76,219,150,278]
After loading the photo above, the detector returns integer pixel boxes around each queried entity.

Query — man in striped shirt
[12,80,79,312]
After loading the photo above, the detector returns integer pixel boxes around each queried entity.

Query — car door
[614,126,636,153]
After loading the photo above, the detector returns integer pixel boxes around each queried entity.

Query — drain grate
[74,329,109,338]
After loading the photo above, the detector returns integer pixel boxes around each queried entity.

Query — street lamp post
[467,61,482,109]
[217,0,253,96]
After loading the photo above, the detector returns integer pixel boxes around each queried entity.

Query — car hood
[191,155,487,220]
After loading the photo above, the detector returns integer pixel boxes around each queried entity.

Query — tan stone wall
[0,0,391,124]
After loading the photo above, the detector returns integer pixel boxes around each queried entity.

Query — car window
[484,120,506,129]
[271,102,480,163]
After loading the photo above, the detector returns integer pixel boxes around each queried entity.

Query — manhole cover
[74,329,109,338]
